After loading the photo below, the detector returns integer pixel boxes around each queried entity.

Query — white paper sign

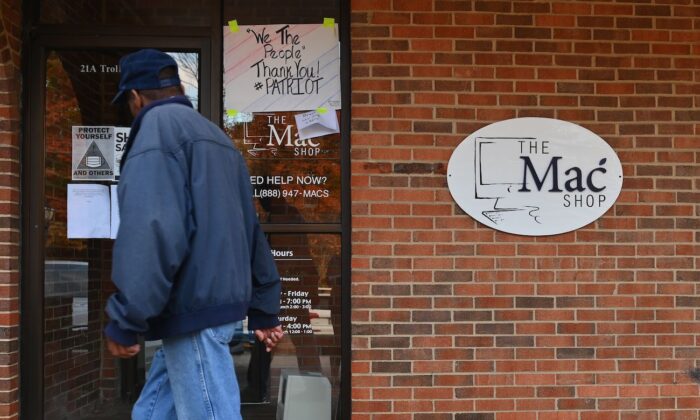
[294,109,339,140]
[72,297,88,330]
[110,185,120,239]
[72,127,115,181]
[113,127,130,178]
[447,118,624,236]
[67,184,111,239]
[223,23,341,112]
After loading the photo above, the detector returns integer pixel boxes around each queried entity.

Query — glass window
[226,111,341,224]
[223,0,342,224]
[222,1,345,418]
[234,233,341,418]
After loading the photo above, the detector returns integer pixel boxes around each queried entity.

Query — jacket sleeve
[238,158,281,330]
[105,144,191,346]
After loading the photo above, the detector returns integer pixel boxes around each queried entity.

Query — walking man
[104,49,283,419]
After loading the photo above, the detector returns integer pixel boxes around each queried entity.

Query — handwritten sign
[294,109,339,140]
[223,23,341,112]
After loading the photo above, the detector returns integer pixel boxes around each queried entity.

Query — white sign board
[294,109,339,140]
[447,118,623,236]
[72,126,115,181]
[223,23,341,113]
[67,184,111,239]
[110,185,120,239]
[113,127,130,178]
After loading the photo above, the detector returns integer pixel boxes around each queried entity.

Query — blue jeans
[132,322,242,420]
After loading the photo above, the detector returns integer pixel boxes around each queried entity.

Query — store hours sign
[447,118,623,236]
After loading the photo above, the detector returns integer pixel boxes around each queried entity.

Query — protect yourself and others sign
[72,126,115,181]
[72,126,130,181]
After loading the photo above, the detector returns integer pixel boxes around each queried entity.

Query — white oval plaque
[447,118,623,236]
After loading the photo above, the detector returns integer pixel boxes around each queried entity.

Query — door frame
[21,1,351,417]
[21,33,212,420]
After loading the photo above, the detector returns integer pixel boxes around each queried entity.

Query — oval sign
[447,117,623,236]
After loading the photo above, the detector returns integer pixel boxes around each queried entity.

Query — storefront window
[223,0,342,224]
[30,1,346,418]
[226,111,341,224]
[223,1,345,418]
[44,50,126,419]
[235,234,341,418]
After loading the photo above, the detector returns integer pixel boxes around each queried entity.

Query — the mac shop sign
[447,118,623,236]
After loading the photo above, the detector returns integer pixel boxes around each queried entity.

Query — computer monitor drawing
[473,137,540,225]
[474,137,533,201]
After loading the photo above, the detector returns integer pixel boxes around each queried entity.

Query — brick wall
[350,1,700,419]
[0,1,20,419]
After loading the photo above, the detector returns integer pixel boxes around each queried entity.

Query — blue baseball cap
[111,49,181,104]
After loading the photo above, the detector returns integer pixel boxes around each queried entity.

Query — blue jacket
[105,96,280,346]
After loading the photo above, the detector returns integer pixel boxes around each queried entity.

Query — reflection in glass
[225,111,341,224]
[44,50,124,420]
[220,3,344,418]
[169,53,199,109]
[43,49,199,419]
[233,234,341,419]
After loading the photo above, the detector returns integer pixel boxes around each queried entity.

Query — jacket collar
[120,95,194,170]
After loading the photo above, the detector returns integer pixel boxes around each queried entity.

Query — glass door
[27,41,207,419]
[24,1,350,416]
[44,48,200,419]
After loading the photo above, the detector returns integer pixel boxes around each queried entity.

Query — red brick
[350,0,697,417]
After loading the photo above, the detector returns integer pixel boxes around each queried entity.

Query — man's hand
[254,325,284,352]
[106,338,141,358]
